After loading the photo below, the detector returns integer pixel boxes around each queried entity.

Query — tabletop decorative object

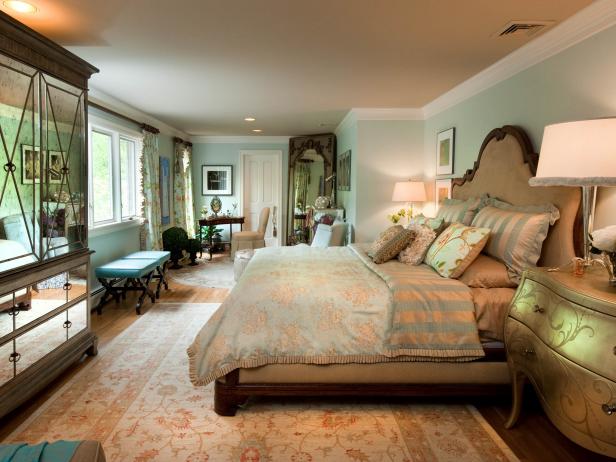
[210,196,222,217]
[591,225,616,286]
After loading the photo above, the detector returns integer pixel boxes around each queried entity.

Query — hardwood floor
[0,262,610,461]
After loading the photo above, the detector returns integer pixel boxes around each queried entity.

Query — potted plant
[203,225,224,252]
[162,227,189,269]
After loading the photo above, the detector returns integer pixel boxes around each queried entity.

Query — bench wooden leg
[135,271,156,315]
[154,261,169,299]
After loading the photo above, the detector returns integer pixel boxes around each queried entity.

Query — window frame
[88,116,141,230]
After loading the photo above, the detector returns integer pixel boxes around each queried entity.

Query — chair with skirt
[230,207,270,258]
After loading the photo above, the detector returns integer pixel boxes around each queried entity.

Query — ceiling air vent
[495,20,555,38]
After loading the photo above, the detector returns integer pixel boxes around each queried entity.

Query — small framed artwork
[159,157,171,225]
[202,165,233,196]
[337,149,351,191]
[435,178,452,211]
[21,146,63,184]
[436,127,455,176]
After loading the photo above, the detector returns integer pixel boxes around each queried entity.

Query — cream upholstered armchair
[231,207,270,258]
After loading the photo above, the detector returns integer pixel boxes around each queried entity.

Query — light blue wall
[191,141,289,240]
[335,120,358,238]
[422,24,616,219]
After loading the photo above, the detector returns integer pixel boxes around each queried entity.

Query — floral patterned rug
[168,255,235,289]
[4,303,518,462]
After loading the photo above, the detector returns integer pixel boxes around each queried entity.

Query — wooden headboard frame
[451,125,582,267]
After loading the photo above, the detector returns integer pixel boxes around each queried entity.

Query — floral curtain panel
[173,141,195,237]
[140,131,163,250]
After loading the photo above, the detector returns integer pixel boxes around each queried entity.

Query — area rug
[169,256,235,289]
[4,303,518,462]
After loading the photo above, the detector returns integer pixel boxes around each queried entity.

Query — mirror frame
[287,133,336,245]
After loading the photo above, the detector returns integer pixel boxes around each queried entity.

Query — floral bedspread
[188,244,483,386]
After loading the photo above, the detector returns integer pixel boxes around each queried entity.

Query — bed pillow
[408,214,444,231]
[424,223,491,278]
[369,225,415,264]
[458,254,517,288]
[435,195,487,226]
[398,224,437,265]
[471,198,560,281]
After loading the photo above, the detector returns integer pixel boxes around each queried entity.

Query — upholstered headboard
[451,125,581,267]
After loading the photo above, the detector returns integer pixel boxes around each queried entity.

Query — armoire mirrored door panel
[0,54,41,274]
[41,73,87,258]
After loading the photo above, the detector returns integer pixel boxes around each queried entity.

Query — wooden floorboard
[0,255,610,460]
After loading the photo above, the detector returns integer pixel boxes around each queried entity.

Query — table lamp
[529,118,616,265]
[392,180,427,218]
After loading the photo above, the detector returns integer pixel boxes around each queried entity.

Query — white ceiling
[3,0,592,136]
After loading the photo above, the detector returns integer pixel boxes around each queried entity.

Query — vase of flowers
[591,225,616,286]
[200,205,208,219]
[387,208,412,225]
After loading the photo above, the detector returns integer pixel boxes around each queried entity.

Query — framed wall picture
[436,127,455,176]
[159,157,171,225]
[337,149,351,191]
[435,178,452,211]
[202,165,233,196]
[21,145,63,184]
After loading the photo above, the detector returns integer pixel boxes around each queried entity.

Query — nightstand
[504,266,616,458]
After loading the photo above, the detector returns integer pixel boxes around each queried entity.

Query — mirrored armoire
[0,11,98,417]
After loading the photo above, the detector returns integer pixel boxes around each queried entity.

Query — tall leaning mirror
[287,133,336,245]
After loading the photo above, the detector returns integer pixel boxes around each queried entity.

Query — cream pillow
[458,254,517,288]
[398,224,437,265]
[424,223,491,278]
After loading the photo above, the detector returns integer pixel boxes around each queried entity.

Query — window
[88,118,141,228]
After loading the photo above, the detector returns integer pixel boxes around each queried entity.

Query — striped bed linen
[351,247,484,360]
[471,200,559,282]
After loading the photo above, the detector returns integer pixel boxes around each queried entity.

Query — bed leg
[214,370,244,416]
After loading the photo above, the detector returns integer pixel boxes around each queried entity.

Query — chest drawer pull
[602,403,616,415]
[533,304,545,313]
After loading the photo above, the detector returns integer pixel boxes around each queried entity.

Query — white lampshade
[530,118,616,187]
[392,180,426,202]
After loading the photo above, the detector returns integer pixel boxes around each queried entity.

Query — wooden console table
[198,216,245,259]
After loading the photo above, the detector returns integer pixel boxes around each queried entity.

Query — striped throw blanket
[350,246,485,360]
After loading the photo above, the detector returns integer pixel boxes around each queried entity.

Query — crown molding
[335,110,357,134]
[335,107,424,134]
[88,87,189,138]
[423,0,616,118]
[190,135,291,144]
[353,107,424,120]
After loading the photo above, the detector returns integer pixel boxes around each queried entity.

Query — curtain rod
[173,136,193,147]
[89,101,160,134]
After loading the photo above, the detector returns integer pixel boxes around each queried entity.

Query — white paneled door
[240,150,282,247]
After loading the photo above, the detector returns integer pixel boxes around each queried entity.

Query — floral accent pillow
[398,224,437,265]
[424,223,491,278]
[408,214,445,232]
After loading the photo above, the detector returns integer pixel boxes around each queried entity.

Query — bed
[188,125,581,416]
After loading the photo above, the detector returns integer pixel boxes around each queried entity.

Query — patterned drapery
[140,131,163,250]
[173,141,195,237]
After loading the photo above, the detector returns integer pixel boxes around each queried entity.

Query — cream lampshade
[392,180,426,218]
[392,181,427,202]
[530,118,616,263]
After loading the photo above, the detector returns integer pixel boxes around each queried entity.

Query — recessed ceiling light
[3,1,38,14]
[244,117,256,122]
[252,129,262,133]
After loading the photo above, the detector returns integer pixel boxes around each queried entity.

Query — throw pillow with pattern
[370,227,415,264]
[424,223,491,278]
[398,224,437,265]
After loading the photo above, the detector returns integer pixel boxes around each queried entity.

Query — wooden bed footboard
[214,368,510,416]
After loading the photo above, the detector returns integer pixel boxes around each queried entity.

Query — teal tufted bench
[95,251,170,315]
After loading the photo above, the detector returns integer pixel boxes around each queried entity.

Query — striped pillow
[435,195,486,226]
[471,198,560,281]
